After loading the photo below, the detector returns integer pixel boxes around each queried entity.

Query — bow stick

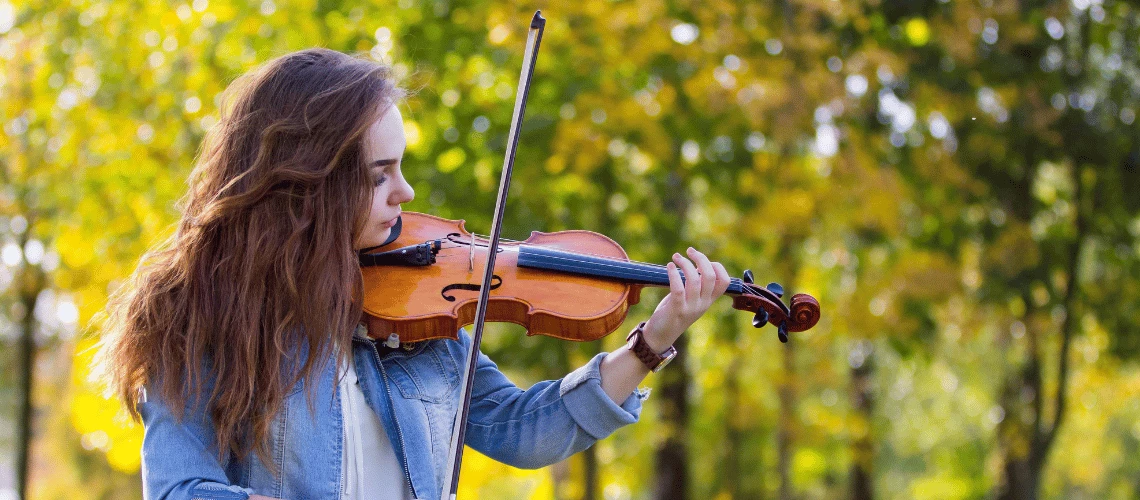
[440,11,546,500]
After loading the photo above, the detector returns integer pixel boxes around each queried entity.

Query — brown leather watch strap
[626,321,677,372]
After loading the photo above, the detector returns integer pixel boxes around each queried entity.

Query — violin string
[438,235,672,279]
[517,247,765,296]
[462,231,674,270]
[418,231,738,276]
[440,233,768,297]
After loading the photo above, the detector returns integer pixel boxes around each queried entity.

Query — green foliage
[2,0,1140,499]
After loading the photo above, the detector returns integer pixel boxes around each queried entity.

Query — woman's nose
[391,175,414,205]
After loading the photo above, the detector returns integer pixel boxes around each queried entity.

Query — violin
[357,211,821,345]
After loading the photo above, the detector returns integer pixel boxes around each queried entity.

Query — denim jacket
[138,328,648,500]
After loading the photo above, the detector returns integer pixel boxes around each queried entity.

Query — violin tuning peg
[742,269,754,284]
[777,321,789,343]
[766,282,784,298]
[752,309,768,328]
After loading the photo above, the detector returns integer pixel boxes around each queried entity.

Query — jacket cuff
[559,352,650,439]
[188,481,255,499]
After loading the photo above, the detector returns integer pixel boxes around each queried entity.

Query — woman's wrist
[598,344,650,403]
[639,317,680,354]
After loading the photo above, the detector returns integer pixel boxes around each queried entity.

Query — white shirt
[339,356,413,500]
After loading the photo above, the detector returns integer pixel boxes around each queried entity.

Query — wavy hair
[93,48,404,468]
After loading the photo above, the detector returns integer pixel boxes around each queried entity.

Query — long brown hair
[93,48,404,466]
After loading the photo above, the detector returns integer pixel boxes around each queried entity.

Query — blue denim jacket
[138,328,647,500]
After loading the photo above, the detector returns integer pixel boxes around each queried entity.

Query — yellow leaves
[436,147,466,173]
[546,174,589,199]
[210,3,238,23]
[752,188,815,238]
[160,11,181,29]
[105,431,143,471]
[487,24,510,45]
[57,225,93,268]
[70,337,144,473]
[130,192,164,237]
[404,119,422,152]
[456,447,552,498]
[983,222,1040,279]
[473,158,493,191]
[894,252,959,301]
[905,18,931,46]
[544,155,566,175]
[909,475,972,500]
[791,448,827,484]
[844,168,907,236]
[625,212,650,235]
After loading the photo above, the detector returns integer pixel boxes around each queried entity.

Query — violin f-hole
[441,275,503,302]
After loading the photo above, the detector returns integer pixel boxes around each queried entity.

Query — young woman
[95,47,731,500]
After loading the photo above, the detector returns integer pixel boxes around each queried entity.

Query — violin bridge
[468,236,475,272]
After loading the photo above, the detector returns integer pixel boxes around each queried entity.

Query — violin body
[359,212,820,344]
[361,212,644,343]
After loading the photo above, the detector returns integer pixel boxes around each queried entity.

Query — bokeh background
[3,0,1140,498]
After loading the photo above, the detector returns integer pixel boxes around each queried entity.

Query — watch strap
[626,321,677,372]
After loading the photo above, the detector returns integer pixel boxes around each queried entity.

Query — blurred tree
[4,0,1140,499]
[885,1,1140,498]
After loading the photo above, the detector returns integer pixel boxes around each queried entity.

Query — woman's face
[355,104,415,250]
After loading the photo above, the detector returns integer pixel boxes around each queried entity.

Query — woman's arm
[461,247,729,469]
[460,343,642,469]
[138,383,259,500]
[598,247,730,402]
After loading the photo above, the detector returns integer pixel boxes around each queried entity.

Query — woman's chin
[356,227,391,251]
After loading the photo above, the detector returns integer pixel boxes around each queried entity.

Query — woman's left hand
[640,246,732,352]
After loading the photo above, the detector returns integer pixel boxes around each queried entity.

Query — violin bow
[440,11,546,500]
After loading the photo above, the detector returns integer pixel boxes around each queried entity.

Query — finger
[674,251,700,302]
[712,261,731,297]
[688,247,716,302]
[666,260,684,297]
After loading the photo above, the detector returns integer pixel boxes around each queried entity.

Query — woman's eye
[374,174,388,187]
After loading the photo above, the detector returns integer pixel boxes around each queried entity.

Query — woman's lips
[380,216,398,228]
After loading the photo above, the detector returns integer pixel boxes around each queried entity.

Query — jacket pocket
[389,340,460,404]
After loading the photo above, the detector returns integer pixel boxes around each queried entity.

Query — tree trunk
[16,288,37,500]
[582,444,598,500]
[723,360,741,499]
[998,162,1087,499]
[15,225,44,500]
[849,345,874,500]
[719,310,750,499]
[777,336,795,500]
[998,456,1038,500]
[653,335,690,500]
[551,458,570,500]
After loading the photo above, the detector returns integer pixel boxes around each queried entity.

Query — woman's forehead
[367,104,406,160]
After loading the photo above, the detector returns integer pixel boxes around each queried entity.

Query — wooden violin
[358,211,821,345]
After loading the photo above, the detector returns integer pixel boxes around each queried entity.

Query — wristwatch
[625,321,677,372]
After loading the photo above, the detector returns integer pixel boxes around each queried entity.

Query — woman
[94,47,730,500]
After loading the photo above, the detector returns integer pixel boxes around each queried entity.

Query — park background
[3,0,1140,498]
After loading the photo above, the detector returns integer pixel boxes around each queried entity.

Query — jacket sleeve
[138,384,256,500]
[458,329,650,469]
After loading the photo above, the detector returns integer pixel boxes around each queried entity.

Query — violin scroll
[730,280,820,342]
[789,294,822,332]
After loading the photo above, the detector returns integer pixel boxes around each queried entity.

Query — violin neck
[517,245,749,295]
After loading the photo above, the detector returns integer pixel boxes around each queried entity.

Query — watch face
[652,348,678,373]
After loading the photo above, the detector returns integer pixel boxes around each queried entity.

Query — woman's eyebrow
[371,158,398,167]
